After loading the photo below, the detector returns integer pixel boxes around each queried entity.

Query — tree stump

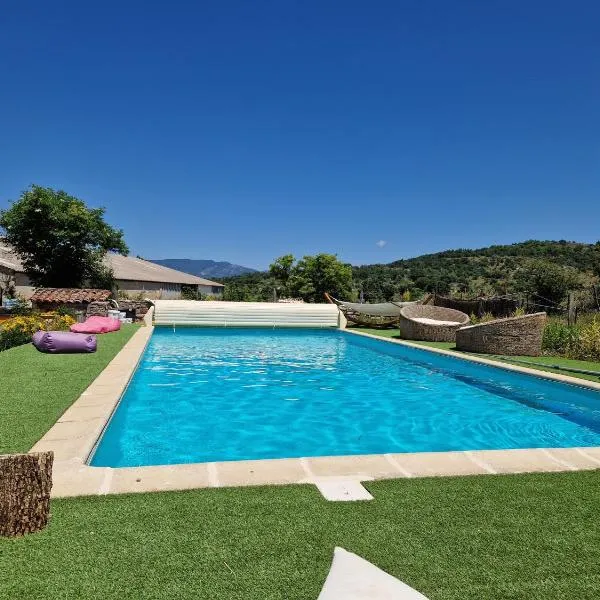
[0,452,53,537]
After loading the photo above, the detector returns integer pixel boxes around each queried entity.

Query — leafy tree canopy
[0,185,128,288]
[287,254,353,303]
[225,253,353,303]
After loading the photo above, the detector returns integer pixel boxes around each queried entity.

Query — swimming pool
[90,328,600,467]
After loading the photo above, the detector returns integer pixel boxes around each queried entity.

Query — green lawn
[355,328,600,383]
[0,325,139,454]
[2,471,600,599]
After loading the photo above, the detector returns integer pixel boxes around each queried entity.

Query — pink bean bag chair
[70,316,121,334]
[32,331,97,353]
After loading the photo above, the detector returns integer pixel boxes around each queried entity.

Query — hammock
[325,293,417,328]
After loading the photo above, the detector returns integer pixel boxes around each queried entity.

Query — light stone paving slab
[307,454,402,478]
[73,393,120,408]
[58,403,117,422]
[473,449,569,473]
[389,451,491,477]
[28,314,600,498]
[573,446,600,464]
[217,458,307,487]
[85,377,132,393]
[109,463,212,494]
[33,437,96,462]
[41,418,107,442]
[51,462,111,497]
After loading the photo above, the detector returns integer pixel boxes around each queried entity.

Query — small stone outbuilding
[30,288,112,314]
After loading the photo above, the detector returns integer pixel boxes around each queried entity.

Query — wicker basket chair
[456,312,547,356]
[399,305,470,342]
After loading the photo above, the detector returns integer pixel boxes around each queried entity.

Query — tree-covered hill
[355,240,600,302]
[222,240,600,304]
[395,240,600,271]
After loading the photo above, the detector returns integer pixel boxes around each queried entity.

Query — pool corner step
[310,477,374,501]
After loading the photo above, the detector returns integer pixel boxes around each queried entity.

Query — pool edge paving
[31,319,600,498]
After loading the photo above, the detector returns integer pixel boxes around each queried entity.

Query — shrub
[181,286,200,300]
[0,316,44,351]
[569,316,600,361]
[0,314,75,352]
[542,320,579,355]
[0,326,34,351]
[54,305,77,318]
[46,314,77,331]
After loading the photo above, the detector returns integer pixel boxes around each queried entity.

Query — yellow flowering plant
[0,314,76,352]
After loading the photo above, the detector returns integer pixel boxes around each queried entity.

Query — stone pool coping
[31,320,600,498]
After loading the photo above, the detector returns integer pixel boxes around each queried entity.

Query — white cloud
[376,240,387,248]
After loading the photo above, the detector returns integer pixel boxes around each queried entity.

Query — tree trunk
[0,452,53,537]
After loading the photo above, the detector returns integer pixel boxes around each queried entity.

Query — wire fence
[434,285,600,325]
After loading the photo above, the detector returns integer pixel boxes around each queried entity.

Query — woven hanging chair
[325,293,417,329]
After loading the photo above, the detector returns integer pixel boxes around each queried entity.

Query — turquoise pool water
[91,328,600,467]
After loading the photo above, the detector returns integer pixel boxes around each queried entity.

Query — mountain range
[150,258,257,280]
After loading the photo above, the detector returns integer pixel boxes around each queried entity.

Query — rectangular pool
[90,328,600,467]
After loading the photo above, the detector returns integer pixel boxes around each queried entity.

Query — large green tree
[287,253,353,303]
[0,185,128,288]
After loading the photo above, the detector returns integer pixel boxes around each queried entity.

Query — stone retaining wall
[86,301,110,317]
[116,300,152,321]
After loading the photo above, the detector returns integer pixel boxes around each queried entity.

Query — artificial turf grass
[2,471,600,599]
[356,327,600,383]
[0,324,140,454]
[3,329,599,600]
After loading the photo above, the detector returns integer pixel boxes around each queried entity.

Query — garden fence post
[567,293,576,326]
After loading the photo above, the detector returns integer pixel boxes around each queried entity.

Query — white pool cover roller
[318,547,429,600]
[153,300,341,327]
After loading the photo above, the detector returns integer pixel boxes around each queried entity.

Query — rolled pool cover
[32,330,97,354]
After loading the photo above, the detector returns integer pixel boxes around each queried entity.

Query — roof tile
[30,288,112,304]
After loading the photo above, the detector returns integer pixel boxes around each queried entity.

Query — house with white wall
[0,241,224,300]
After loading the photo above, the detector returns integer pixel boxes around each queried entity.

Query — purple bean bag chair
[32,331,97,354]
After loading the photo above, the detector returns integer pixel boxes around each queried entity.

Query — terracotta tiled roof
[30,288,112,304]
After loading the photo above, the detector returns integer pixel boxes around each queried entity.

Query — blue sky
[1,1,599,270]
